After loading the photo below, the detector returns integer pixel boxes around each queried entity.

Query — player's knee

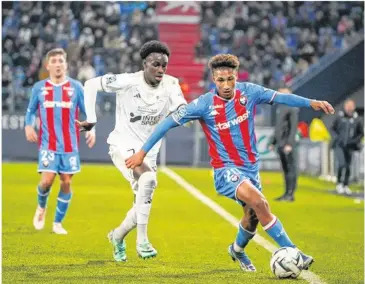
[251,197,269,214]
[60,179,72,193]
[39,177,54,189]
[39,180,52,189]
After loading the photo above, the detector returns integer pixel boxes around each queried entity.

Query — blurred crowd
[2,1,364,114]
[195,1,364,91]
[2,1,158,112]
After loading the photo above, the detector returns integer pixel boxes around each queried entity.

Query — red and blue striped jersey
[25,77,86,153]
[172,82,277,170]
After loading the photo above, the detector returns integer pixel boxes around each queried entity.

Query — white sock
[233,242,243,252]
[113,205,137,242]
[135,172,156,245]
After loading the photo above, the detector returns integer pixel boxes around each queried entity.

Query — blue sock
[54,191,72,223]
[37,186,51,208]
[235,224,256,249]
[264,216,295,248]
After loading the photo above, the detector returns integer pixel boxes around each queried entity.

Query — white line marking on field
[161,167,325,284]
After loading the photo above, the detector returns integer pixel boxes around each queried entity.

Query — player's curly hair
[139,40,171,59]
[208,54,240,72]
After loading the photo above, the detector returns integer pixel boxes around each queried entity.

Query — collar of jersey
[47,78,69,87]
[213,88,236,102]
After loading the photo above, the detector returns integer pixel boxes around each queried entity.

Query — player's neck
[216,92,235,101]
[49,75,67,85]
[143,72,159,88]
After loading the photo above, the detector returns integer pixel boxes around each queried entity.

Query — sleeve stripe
[100,76,106,92]
[269,91,277,103]
[171,114,182,125]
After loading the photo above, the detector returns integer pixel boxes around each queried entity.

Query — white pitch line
[161,167,325,284]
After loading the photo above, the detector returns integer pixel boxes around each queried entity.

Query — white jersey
[101,71,186,158]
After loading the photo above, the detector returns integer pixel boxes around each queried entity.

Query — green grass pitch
[2,163,364,283]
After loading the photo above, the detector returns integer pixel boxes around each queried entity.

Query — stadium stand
[2,1,364,118]
[2,1,158,113]
[196,1,364,92]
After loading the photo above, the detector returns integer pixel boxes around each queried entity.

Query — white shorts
[108,145,157,193]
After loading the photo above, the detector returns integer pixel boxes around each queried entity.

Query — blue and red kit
[25,78,86,174]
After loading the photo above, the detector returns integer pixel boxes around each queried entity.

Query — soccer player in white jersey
[77,41,187,261]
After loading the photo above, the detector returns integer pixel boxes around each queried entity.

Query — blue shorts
[214,167,262,206]
[38,150,81,174]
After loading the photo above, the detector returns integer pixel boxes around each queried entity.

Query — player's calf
[135,171,156,245]
[53,190,72,234]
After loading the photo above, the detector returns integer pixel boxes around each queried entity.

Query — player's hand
[310,100,335,114]
[25,125,38,143]
[85,131,96,148]
[76,120,96,132]
[284,144,292,154]
[268,144,275,151]
[125,150,146,169]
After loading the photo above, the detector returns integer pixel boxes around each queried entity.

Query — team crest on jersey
[63,86,74,97]
[231,174,239,183]
[239,94,247,106]
[43,160,49,167]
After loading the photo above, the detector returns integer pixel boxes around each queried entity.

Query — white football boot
[52,222,68,235]
[33,206,47,230]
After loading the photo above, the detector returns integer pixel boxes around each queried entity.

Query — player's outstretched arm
[272,93,335,114]
[125,116,180,169]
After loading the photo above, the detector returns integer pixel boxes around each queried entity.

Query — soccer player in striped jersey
[25,48,96,235]
[125,54,335,271]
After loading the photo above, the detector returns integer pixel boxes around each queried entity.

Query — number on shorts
[41,150,55,161]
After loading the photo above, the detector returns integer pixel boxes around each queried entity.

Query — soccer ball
[270,247,304,279]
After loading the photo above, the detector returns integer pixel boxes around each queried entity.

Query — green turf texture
[2,163,364,283]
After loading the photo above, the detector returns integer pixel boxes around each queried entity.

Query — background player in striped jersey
[125,54,335,271]
[77,41,187,261]
[25,48,96,235]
